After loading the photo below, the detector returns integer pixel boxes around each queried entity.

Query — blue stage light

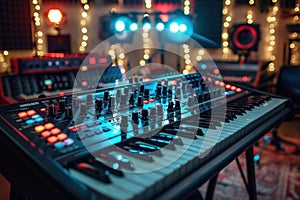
[170,22,179,33]
[130,22,138,31]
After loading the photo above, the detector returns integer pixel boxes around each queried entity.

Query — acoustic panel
[0,0,33,50]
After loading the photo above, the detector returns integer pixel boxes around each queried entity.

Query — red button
[44,123,54,130]
[149,99,155,102]
[143,100,149,104]
[18,112,27,119]
[51,128,61,135]
[57,133,67,141]
[27,110,36,117]
[34,125,45,133]
[41,131,51,138]
[47,136,58,145]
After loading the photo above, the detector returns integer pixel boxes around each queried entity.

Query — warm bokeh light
[47,9,63,25]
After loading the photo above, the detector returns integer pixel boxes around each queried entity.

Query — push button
[41,131,51,138]
[18,112,27,119]
[34,125,45,133]
[47,136,58,145]
[57,133,67,141]
[44,123,54,130]
[27,110,36,117]
[50,128,61,135]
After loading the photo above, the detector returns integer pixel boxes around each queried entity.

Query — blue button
[25,119,35,125]
[54,142,64,149]
[64,138,74,146]
[35,117,44,123]
[32,114,40,119]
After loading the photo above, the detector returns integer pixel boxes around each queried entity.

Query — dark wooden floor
[1,117,299,200]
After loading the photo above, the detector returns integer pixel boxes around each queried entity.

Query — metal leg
[235,158,249,195]
[246,145,257,200]
[205,173,219,200]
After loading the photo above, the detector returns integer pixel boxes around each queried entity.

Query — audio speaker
[229,23,260,54]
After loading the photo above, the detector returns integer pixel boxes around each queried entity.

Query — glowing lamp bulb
[115,20,126,32]
[142,23,151,31]
[170,22,179,33]
[130,23,138,31]
[179,24,187,32]
[156,22,165,32]
[47,9,63,24]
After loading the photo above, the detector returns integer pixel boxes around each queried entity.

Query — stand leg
[205,173,219,200]
[246,145,257,200]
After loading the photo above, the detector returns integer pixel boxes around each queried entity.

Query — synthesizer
[0,72,292,200]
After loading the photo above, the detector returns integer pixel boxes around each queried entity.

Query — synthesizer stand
[156,105,291,200]
[0,72,292,200]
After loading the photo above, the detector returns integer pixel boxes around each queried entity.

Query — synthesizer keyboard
[0,72,292,200]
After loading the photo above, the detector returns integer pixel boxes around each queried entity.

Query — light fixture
[155,16,165,32]
[130,15,139,31]
[142,15,151,32]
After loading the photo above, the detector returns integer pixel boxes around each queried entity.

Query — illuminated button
[64,138,74,146]
[41,131,51,138]
[149,99,155,102]
[51,128,61,135]
[35,117,44,123]
[25,119,35,125]
[236,88,242,93]
[44,123,55,130]
[54,141,64,149]
[143,100,149,104]
[32,114,40,119]
[47,136,58,145]
[27,110,36,117]
[34,125,45,133]
[57,133,67,141]
[18,112,27,119]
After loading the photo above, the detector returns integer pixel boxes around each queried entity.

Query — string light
[184,0,191,15]
[140,30,151,67]
[222,0,233,58]
[144,0,152,9]
[32,0,44,56]
[0,51,9,73]
[266,4,278,71]
[79,0,90,52]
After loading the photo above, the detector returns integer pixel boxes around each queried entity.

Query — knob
[162,85,168,96]
[129,92,135,105]
[80,103,87,115]
[95,98,103,111]
[140,85,145,93]
[156,84,162,96]
[167,101,174,112]
[65,105,72,119]
[144,89,149,99]
[87,94,93,105]
[72,96,78,108]
[156,104,163,114]
[120,94,127,107]
[58,96,67,111]
[137,96,143,107]
[103,91,109,101]
[110,96,116,109]
[116,89,121,100]
[141,109,148,120]
[123,87,129,95]
[149,107,156,118]
[174,99,180,110]
[188,96,196,107]
[120,115,128,129]
[48,104,56,117]
[132,112,139,122]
